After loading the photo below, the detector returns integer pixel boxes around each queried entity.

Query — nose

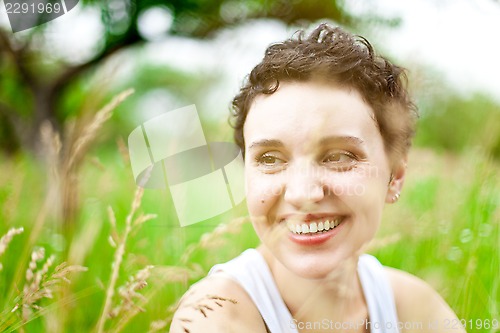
[283,163,325,208]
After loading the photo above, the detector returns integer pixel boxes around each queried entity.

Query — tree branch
[0,29,37,91]
[0,101,28,148]
[49,29,144,96]
[46,30,144,119]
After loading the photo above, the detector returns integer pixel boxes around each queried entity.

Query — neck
[258,245,367,323]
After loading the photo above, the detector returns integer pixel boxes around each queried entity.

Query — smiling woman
[170,24,466,333]
[244,82,394,279]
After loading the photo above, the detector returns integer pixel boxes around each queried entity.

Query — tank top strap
[358,254,400,333]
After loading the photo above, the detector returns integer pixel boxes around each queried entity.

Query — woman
[170,24,465,333]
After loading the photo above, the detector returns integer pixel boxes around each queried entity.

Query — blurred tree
[0,0,378,154]
[1,0,394,236]
[415,92,500,158]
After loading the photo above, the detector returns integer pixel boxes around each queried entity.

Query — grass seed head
[0,227,24,262]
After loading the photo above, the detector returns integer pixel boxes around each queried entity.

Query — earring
[392,192,400,203]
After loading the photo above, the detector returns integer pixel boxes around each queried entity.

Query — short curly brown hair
[231,23,418,164]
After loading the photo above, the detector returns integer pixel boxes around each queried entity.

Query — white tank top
[208,249,400,333]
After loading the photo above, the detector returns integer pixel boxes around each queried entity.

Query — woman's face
[243,81,404,279]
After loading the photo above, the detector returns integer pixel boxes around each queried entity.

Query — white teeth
[286,218,342,234]
[324,220,330,230]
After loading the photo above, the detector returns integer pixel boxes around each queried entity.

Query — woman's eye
[256,153,286,168]
[323,152,357,167]
[261,155,277,164]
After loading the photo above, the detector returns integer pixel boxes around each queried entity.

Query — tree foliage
[0,0,363,154]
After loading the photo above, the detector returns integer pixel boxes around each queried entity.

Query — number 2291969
[5,2,63,14]
[444,318,499,330]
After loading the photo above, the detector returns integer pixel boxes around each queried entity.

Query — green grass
[374,148,499,327]
[0,145,498,332]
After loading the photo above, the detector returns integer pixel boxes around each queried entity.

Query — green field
[1,1,499,331]
[0,131,498,332]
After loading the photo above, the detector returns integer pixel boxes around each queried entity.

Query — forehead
[243,81,379,149]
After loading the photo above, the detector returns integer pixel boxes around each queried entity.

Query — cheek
[322,170,366,196]
[323,169,388,207]
[245,171,285,243]
[245,170,283,217]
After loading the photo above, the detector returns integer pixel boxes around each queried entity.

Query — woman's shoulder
[384,267,465,332]
[169,273,266,333]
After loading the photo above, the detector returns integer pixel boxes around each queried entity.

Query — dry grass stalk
[40,121,62,160]
[40,121,63,221]
[153,264,205,285]
[109,265,154,319]
[89,156,106,171]
[3,122,66,324]
[188,295,237,318]
[65,88,134,171]
[148,319,169,333]
[108,266,157,333]
[116,137,130,166]
[107,206,119,248]
[148,295,237,333]
[165,295,238,333]
[116,263,205,333]
[179,217,248,265]
[96,186,157,333]
[0,227,24,270]
[30,120,63,236]
[67,214,104,267]
[61,88,134,226]
[10,247,87,326]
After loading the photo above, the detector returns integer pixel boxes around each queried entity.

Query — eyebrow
[248,139,284,150]
[248,136,365,150]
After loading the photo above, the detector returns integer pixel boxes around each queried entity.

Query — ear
[385,157,407,204]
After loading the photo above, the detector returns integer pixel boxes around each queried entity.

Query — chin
[277,245,357,280]
[289,264,334,280]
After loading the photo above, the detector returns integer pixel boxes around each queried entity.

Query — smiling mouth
[284,218,344,235]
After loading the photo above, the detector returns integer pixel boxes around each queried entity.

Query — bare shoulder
[169,273,266,333]
[384,267,466,333]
